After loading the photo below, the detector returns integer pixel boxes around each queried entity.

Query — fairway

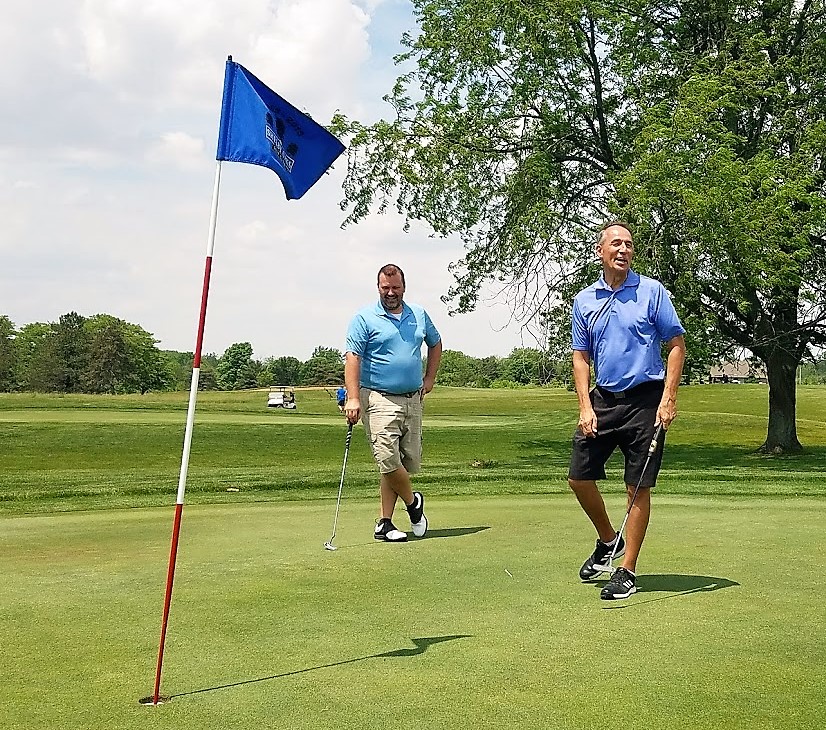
[2,496,824,730]
[1,385,825,728]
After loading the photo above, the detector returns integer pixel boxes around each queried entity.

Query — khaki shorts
[360,387,423,474]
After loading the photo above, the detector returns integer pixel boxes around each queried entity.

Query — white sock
[602,534,618,547]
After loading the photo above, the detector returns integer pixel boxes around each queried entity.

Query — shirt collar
[596,269,640,292]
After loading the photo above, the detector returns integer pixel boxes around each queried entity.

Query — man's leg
[620,485,651,572]
[380,467,414,519]
[568,479,616,544]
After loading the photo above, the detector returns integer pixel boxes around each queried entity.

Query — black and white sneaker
[406,491,428,537]
[600,567,637,600]
[374,518,407,542]
[579,533,625,581]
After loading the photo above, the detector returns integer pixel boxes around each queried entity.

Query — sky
[0,0,531,360]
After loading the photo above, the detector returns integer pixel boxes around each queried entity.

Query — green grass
[1,385,825,728]
[2,497,824,730]
[1,385,825,515]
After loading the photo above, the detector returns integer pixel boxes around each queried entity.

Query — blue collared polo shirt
[346,301,441,393]
[571,270,685,392]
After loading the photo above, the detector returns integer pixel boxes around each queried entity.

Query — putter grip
[648,425,663,454]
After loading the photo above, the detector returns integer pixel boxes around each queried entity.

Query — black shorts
[568,380,666,488]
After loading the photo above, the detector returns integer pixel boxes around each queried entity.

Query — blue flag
[216,59,345,200]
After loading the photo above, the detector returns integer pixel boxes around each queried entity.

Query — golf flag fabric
[216,59,345,199]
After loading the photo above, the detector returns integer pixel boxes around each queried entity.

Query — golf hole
[139,695,171,706]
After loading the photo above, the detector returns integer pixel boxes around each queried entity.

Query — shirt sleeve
[423,310,441,347]
[571,298,590,352]
[345,313,369,356]
[652,284,686,341]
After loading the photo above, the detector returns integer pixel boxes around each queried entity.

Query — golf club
[597,423,664,574]
[324,422,354,551]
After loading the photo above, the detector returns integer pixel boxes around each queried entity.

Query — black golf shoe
[600,567,637,600]
[374,518,407,542]
[579,533,625,581]
[406,491,428,537]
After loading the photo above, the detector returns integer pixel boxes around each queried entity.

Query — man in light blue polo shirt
[344,263,443,543]
[568,221,686,600]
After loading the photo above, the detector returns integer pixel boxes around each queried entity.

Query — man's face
[597,225,634,275]
[378,272,405,312]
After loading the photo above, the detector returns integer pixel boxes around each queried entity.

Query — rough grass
[1,385,824,515]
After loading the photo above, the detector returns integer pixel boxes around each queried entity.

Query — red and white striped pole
[150,161,223,705]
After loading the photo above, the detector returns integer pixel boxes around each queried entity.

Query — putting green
[2,495,823,729]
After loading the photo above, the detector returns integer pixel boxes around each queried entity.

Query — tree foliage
[0,313,171,394]
[332,0,826,451]
[301,347,345,386]
[216,342,259,391]
[0,315,17,392]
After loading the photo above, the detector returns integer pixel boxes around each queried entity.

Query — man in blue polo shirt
[344,264,443,543]
[569,221,686,599]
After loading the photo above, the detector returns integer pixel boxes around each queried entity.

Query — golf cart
[267,386,297,409]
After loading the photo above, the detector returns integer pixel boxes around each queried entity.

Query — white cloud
[0,1,528,360]
[146,132,207,170]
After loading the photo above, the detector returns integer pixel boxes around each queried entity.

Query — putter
[324,422,354,551]
[597,423,664,574]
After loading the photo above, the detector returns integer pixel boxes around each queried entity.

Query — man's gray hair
[597,221,634,246]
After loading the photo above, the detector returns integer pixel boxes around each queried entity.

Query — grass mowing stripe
[1,495,823,730]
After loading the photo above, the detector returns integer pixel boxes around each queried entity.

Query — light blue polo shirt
[571,271,685,392]
[346,301,441,393]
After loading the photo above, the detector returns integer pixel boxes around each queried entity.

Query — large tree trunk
[759,349,802,454]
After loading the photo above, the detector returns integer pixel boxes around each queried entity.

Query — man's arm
[657,335,686,429]
[573,349,597,437]
[344,352,362,424]
[422,340,442,395]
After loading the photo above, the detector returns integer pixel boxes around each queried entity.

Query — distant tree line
[0,313,576,394]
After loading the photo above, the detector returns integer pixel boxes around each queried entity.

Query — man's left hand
[657,396,677,430]
[422,376,436,397]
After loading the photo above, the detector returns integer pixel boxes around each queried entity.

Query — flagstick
[151,161,223,706]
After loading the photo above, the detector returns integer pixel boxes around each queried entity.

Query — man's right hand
[344,398,361,425]
[578,407,598,437]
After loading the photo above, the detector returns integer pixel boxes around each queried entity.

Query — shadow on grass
[423,526,491,539]
[600,574,739,610]
[171,635,472,699]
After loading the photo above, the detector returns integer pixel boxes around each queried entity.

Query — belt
[596,380,663,400]
[376,389,420,398]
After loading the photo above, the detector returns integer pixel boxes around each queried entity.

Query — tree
[53,312,91,393]
[260,355,303,386]
[0,315,17,392]
[436,349,479,386]
[615,2,826,451]
[503,347,557,385]
[217,342,257,391]
[163,350,195,391]
[120,322,171,394]
[301,346,344,385]
[82,315,170,394]
[83,315,130,394]
[14,322,52,391]
[332,0,826,452]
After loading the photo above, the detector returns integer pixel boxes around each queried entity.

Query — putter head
[323,541,337,551]
[592,562,615,575]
